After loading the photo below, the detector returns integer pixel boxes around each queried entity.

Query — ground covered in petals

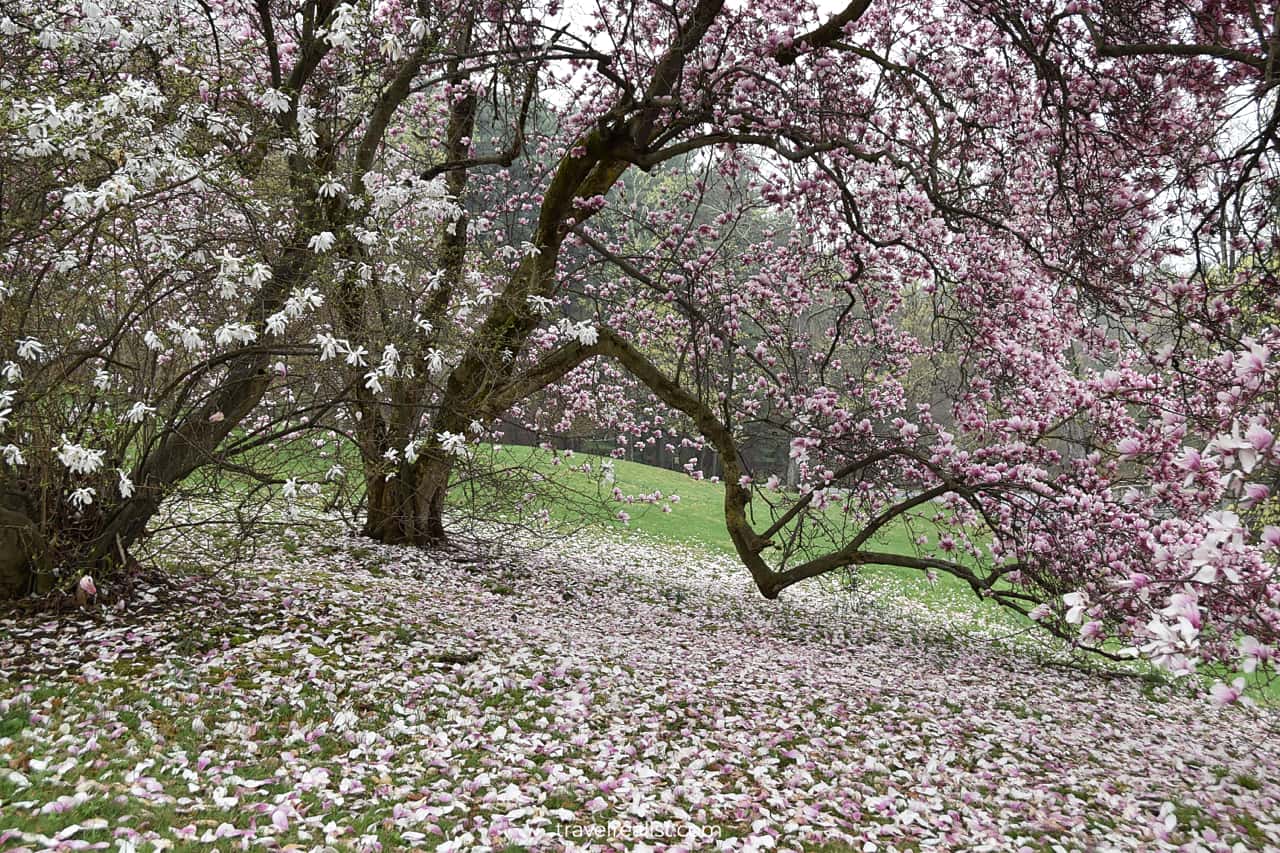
[2,529,1279,852]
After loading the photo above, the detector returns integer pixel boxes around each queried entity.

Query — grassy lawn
[207,441,1276,701]
[469,445,1024,628]
[466,446,1279,703]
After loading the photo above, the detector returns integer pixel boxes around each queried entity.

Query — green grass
[458,447,1280,703]
[467,445,1021,621]
[208,441,1280,703]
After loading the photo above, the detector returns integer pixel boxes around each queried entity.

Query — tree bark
[362,451,452,546]
[0,500,56,598]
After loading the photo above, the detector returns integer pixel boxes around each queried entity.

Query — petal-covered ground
[2,528,1279,852]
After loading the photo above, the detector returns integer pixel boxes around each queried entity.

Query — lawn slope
[2,526,1277,851]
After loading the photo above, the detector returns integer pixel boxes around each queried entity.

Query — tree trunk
[362,451,452,546]
[0,507,52,599]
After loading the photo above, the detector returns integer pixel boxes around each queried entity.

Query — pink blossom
[1209,678,1246,706]
[1245,423,1274,452]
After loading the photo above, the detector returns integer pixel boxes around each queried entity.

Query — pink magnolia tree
[1,0,1277,696]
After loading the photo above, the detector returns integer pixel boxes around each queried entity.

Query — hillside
[3,526,1277,851]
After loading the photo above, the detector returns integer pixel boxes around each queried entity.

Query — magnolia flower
[1240,636,1273,674]
[1241,482,1270,508]
[1062,591,1088,625]
[124,402,155,424]
[575,323,599,346]
[1209,421,1271,474]
[78,575,97,597]
[69,487,95,509]
[2,444,25,465]
[1234,338,1269,389]
[286,286,324,315]
[214,322,257,347]
[308,231,337,253]
[16,338,45,361]
[179,327,204,351]
[1245,423,1274,453]
[789,438,811,464]
[380,344,400,372]
[1209,677,1248,706]
[315,334,341,361]
[117,470,135,498]
[317,175,344,199]
[437,431,467,456]
[282,478,299,500]
[143,330,163,351]
[1028,603,1052,621]
[379,33,404,60]
[1139,614,1200,675]
[246,262,273,288]
[261,87,291,114]
[425,348,445,375]
[527,295,555,315]
[325,463,345,481]
[344,344,368,367]
[1116,436,1143,459]
[208,411,225,423]
[2,361,21,383]
[56,439,106,475]
[265,312,290,336]
[1080,621,1104,642]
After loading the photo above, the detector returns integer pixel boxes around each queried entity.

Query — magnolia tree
[1,0,1278,695]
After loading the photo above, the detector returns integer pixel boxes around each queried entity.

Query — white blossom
[179,327,204,351]
[261,88,291,114]
[437,431,468,456]
[16,338,45,361]
[1063,591,1089,625]
[124,402,155,423]
[317,174,345,199]
[308,231,337,253]
[315,333,342,362]
[265,312,290,336]
[56,438,106,475]
[343,344,368,367]
[214,323,258,347]
[246,262,273,288]
[117,469,135,498]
